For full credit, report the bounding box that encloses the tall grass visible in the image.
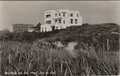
[0,40,119,76]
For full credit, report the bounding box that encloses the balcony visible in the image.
[53,17,62,20]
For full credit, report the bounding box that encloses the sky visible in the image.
[0,1,120,31]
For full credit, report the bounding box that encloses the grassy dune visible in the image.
[0,40,119,76]
[0,23,119,75]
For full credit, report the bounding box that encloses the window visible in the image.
[46,20,51,24]
[42,28,43,30]
[75,19,78,24]
[56,26,58,29]
[70,19,73,24]
[55,20,57,23]
[63,12,65,17]
[59,19,61,23]
[77,13,79,17]
[42,28,43,32]
[63,20,65,24]
[70,13,73,17]
[59,13,61,16]
[46,14,51,18]
[55,13,57,16]
[45,27,47,32]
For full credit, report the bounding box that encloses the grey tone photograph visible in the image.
[0,1,119,76]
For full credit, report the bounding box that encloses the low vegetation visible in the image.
[0,23,119,75]
[0,40,119,76]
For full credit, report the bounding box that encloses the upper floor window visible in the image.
[59,13,61,16]
[46,14,51,18]
[70,13,73,17]
[55,20,57,23]
[70,19,73,24]
[55,13,57,16]
[63,12,65,17]
[77,13,79,17]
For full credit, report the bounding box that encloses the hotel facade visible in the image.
[41,9,82,32]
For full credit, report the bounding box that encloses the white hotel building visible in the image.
[41,9,82,32]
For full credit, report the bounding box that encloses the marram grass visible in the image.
[0,41,119,76]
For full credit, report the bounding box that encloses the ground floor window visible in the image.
[70,19,73,24]
[59,19,61,23]
[60,26,62,29]
[56,26,58,29]
[63,20,65,24]
[45,27,47,32]
[75,19,78,24]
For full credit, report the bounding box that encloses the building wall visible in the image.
[41,9,82,32]
[41,24,52,32]
[12,24,34,32]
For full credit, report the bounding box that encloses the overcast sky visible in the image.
[0,1,120,31]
